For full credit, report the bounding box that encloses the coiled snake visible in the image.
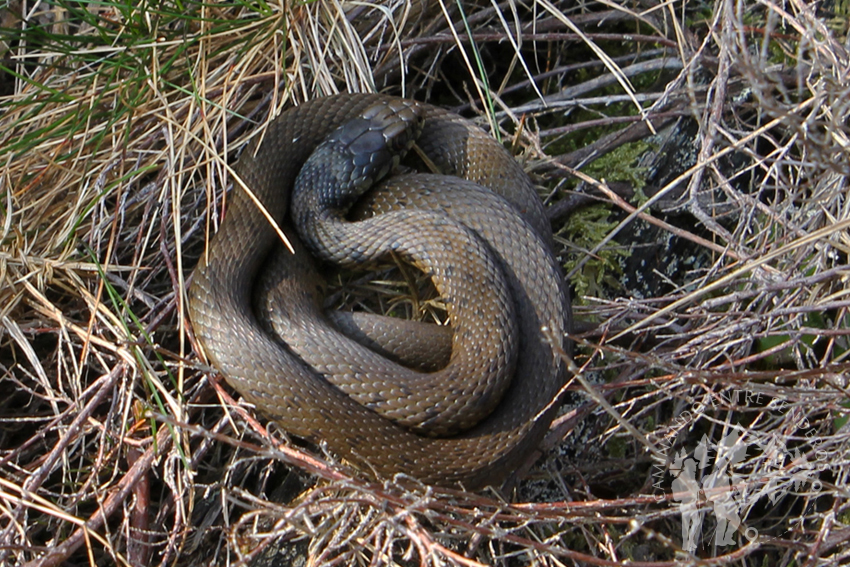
[188,94,571,488]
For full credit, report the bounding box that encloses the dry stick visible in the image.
[13,285,187,565]
[0,355,124,473]
[505,57,685,117]
[686,19,736,248]
[699,266,850,309]
[542,108,679,171]
[419,501,761,567]
[546,363,651,452]
[720,337,799,370]
[402,515,486,567]
[615,214,850,340]
[284,470,743,566]
[371,0,528,83]
[0,366,123,560]
[546,330,667,463]
[539,108,688,138]
[561,162,746,263]
[125,447,151,567]
[158,403,730,558]
[464,48,673,113]
[0,478,127,563]
[534,99,692,222]
[534,0,643,121]
[388,31,678,49]
[22,419,173,567]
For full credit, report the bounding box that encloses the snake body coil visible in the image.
[188,94,571,488]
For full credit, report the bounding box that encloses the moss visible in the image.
[560,140,652,302]
[607,436,627,459]
[559,203,626,302]
[586,139,650,190]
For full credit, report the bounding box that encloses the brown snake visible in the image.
[188,94,571,488]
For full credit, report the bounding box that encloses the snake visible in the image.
[188,93,571,488]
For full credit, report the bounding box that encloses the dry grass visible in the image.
[1,0,849,565]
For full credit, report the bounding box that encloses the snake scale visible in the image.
[188,94,571,488]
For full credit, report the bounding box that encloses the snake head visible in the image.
[292,100,425,215]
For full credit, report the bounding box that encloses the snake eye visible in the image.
[349,129,391,156]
